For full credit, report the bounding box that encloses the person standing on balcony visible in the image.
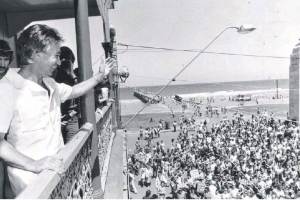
[54,46,79,144]
[0,40,13,79]
[0,39,14,198]
[0,24,114,196]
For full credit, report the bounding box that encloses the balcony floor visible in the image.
[104,130,125,199]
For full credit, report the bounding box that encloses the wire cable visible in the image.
[123,27,240,127]
[117,44,289,60]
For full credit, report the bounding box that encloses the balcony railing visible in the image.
[17,103,115,199]
[17,123,93,199]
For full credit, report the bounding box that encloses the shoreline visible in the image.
[121,103,289,117]
[120,88,289,131]
[120,88,288,116]
[121,88,289,101]
[121,103,288,131]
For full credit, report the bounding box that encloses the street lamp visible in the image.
[236,24,256,34]
[199,24,256,56]
[154,24,256,95]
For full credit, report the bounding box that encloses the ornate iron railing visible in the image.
[17,102,116,199]
[95,103,115,192]
[96,103,113,174]
[17,123,94,199]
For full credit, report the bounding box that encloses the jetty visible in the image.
[133,89,162,104]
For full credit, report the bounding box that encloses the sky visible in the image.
[34,0,300,87]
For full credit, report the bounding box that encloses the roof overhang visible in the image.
[1,0,117,36]
[0,0,116,13]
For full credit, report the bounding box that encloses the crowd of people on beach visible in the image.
[128,110,300,199]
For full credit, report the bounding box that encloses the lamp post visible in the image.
[123,24,256,127]
[155,25,256,96]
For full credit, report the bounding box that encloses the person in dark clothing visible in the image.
[0,40,13,79]
[55,46,77,85]
[54,46,79,143]
[143,190,152,199]
[0,39,14,199]
[173,121,177,132]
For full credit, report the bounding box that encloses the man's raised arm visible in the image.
[69,58,115,99]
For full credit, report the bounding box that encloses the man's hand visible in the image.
[102,57,115,76]
[69,57,116,99]
[95,57,115,82]
[32,156,65,174]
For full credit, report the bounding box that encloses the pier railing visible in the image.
[17,103,115,199]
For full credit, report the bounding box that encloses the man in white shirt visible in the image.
[0,24,114,196]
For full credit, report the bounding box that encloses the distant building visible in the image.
[289,42,300,122]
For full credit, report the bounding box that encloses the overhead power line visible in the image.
[117,43,289,60]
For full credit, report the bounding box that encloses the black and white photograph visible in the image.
[0,0,299,199]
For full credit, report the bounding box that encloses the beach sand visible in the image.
[121,89,289,131]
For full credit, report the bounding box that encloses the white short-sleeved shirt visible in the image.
[0,69,72,195]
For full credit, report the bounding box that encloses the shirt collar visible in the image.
[0,68,9,79]
[5,69,56,96]
[42,77,55,96]
[5,68,25,89]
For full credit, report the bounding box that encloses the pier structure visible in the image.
[133,89,162,104]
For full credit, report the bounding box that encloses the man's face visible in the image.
[35,43,61,77]
[0,55,10,74]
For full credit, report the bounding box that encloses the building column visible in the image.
[74,0,103,197]
[97,0,118,130]
[289,42,300,122]
[110,28,122,129]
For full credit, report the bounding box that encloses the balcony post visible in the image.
[74,0,103,197]
[110,28,122,128]
[97,0,118,131]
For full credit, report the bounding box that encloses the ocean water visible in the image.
[120,79,289,116]
[120,79,289,100]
